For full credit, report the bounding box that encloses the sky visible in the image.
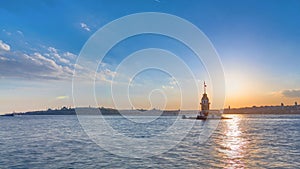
[0,0,300,114]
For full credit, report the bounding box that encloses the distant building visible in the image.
[200,84,210,111]
[281,103,284,110]
[197,82,222,119]
[200,82,210,116]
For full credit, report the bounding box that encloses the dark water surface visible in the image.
[0,114,299,168]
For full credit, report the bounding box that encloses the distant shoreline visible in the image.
[1,107,180,116]
[2,105,300,116]
[223,104,300,114]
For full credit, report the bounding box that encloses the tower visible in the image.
[200,81,210,111]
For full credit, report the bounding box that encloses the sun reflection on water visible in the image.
[219,115,247,168]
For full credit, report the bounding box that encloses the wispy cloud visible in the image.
[0,40,10,51]
[96,68,117,83]
[56,95,69,100]
[63,51,77,60]
[80,22,91,32]
[2,29,11,36]
[0,37,113,83]
[48,46,57,53]
[0,49,74,80]
[162,85,174,89]
[72,61,120,84]
[281,89,300,98]
[16,30,24,36]
[47,46,72,64]
[162,78,177,90]
[0,56,9,61]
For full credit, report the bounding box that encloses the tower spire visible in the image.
[204,81,207,94]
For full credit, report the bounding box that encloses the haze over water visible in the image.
[1,114,299,168]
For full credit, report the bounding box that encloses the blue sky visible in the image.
[1,0,300,113]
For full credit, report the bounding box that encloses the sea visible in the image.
[0,114,299,169]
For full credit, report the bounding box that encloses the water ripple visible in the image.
[0,114,300,168]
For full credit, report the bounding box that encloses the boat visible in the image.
[1,113,14,117]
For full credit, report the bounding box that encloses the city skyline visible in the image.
[1,0,300,114]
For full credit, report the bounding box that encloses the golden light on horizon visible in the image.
[224,72,255,108]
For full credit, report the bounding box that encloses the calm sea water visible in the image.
[0,114,300,168]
